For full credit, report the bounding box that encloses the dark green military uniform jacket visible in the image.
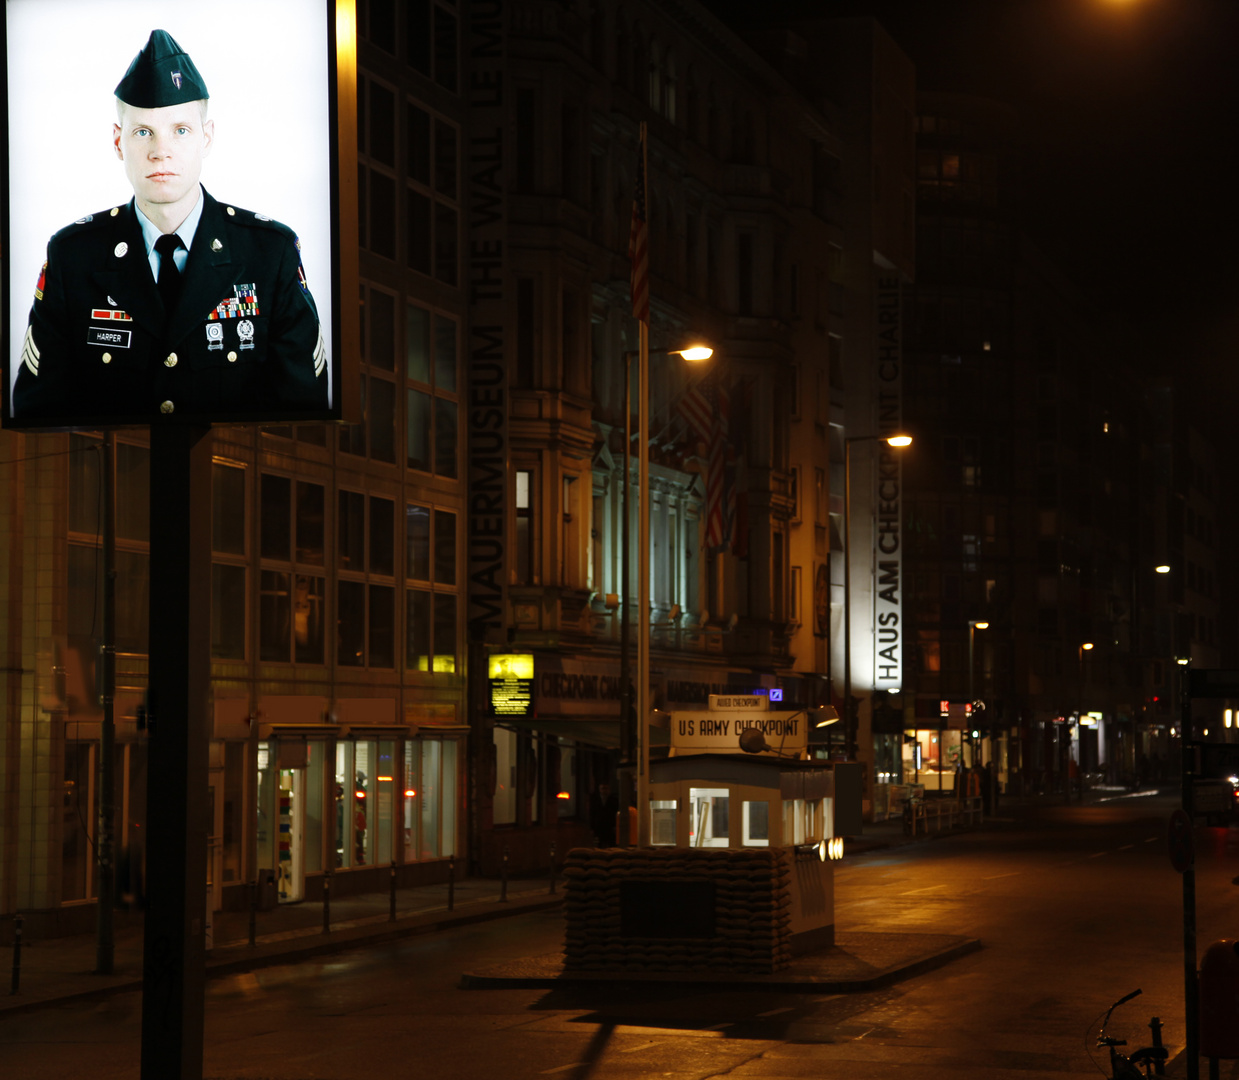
[13,188,327,424]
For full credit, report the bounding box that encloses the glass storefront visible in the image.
[252,734,459,903]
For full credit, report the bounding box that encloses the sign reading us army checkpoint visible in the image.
[669,694,809,754]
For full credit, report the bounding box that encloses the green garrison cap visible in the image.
[114,30,208,108]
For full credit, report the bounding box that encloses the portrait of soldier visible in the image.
[12,29,328,422]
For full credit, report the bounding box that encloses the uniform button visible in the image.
[165,353,178,367]
[102,353,112,364]
[226,207,236,216]
[110,207,119,217]
[160,400,175,415]
[227,351,238,362]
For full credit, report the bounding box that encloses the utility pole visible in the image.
[96,434,116,974]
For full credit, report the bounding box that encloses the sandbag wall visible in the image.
[562,847,792,973]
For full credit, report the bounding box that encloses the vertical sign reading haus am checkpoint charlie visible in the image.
[873,275,903,692]
[2,0,353,428]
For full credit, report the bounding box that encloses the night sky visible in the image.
[711,0,1239,431]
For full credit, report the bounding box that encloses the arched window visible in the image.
[615,16,629,91]
[631,24,645,98]
[590,1,606,70]
[685,64,699,140]
[707,85,720,157]
[649,40,662,111]
[663,49,677,124]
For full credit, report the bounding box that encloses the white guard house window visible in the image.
[689,787,729,848]
[650,800,677,846]
[742,801,770,847]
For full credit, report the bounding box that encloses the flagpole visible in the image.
[636,122,651,848]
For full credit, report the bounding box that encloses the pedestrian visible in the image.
[13,29,327,424]
[589,781,618,847]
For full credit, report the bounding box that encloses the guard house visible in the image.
[653,695,861,951]
[562,696,862,973]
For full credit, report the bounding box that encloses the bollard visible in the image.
[10,914,22,995]
[248,881,257,948]
[548,840,557,895]
[1149,1016,1165,1076]
[499,846,509,902]
[389,861,397,921]
[322,870,331,934]
[447,854,455,911]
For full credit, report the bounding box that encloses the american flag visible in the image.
[705,380,730,549]
[675,374,732,550]
[628,125,649,323]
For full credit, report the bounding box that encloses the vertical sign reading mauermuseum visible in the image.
[466,0,507,642]
[873,276,903,692]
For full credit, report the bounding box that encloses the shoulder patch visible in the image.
[227,206,295,237]
[33,262,46,302]
[53,208,120,241]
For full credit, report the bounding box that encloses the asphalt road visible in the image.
[4,791,1236,1079]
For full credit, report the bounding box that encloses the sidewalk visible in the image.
[1,874,563,1017]
[1,792,1099,1017]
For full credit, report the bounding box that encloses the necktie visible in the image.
[155,233,183,316]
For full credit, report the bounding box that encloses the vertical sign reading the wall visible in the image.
[873,276,903,692]
[466,0,507,642]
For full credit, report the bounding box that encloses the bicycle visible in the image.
[1089,989,1169,1079]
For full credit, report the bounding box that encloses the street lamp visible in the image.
[842,433,912,761]
[968,620,988,768]
[619,342,713,845]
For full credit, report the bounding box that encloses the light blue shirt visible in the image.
[135,186,205,281]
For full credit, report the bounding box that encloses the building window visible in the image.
[406,303,459,476]
[493,726,518,825]
[68,435,152,655]
[337,490,396,669]
[404,0,458,92]
[259,474,326,665]
[212,461,247,660]
[342,283,397,463]
[515,469,535,585]
[406,503,458,673]
[404,737,458,859]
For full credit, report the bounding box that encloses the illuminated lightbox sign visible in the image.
[670,709,808,754]
[489,654,534,718]
[2,0,352,428]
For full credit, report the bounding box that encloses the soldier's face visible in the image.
[113,103,214,211]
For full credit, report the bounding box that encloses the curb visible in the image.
[0,894,563,1018]
[459,936,982,993]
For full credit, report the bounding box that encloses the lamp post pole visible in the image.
[968,620,988,768]
[636,322,652,846]
[622,342,714,845]
[843,437,854,759]
[618,352,633,840]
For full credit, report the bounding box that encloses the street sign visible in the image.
[1168,808,1193,873]
[708,694,769,711]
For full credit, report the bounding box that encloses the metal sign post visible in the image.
[139,424,211,1080]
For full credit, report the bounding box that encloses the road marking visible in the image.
[1090,851,1108,858]
[1145,836,1159,843]
[901,884,947,895]
[707,1022,733,1030]
[542,1064,584,1074]
[983,871,1021,880]
[1118,844,1134,851]
[621,1041,666,1054]
[758,1007,794,1017]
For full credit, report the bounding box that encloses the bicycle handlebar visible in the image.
[1111,989,1142,1009]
